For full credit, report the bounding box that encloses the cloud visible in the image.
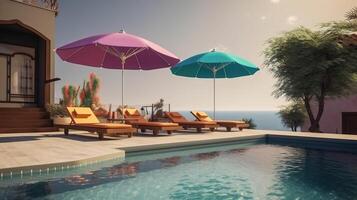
[286,16,298,25]
[270,0,280,4]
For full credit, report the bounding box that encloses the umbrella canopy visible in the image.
[56,31,180,115]
[171,50,259,119]
[56,31,179,69]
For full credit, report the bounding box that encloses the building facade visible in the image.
[302,95,357,134]
[0,0,56,108]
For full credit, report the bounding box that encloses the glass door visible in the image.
[10,53,36,103]
[0,55,7,102]
[0,43,36,104]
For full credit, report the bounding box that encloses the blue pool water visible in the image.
[1,140,357,200]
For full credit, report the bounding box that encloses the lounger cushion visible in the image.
[215,121,249,128]
[216,120,246,124]
[80,123,133,129]
[179,121,217,125]
[170,112,182,118]
[130,122,179,127]
[197,112,208,118]
[165,112,188,123]
[196,112,213,122]
[67,107,100,124]
[125,109,141,117]
[73,108,92,118]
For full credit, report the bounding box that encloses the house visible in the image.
[0,0,58,132]
[302,95,357,134]
[302,32,357,134]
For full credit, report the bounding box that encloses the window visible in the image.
[0,43,36,103]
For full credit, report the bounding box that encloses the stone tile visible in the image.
[0,129,356,174]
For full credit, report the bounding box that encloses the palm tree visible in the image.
[346,7,357,20]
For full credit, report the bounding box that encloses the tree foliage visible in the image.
[278,102,306,132]
[242,118,257,129]
[61,84,79,107]
[264,20,357,132]
[346,7,357,20]
[80,73,100,108]
[152,98,165,120]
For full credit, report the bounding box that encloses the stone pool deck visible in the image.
[0,129,357,175]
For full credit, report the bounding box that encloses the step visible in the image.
[0,127,58,133]
[0,112,50,119]
[0,110,48,115]
[0,119,53,128]
[0,107,45,112]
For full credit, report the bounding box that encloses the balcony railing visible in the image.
[13,0,58,13]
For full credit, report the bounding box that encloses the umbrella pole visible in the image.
[213,70,216,120]
[121,60,125,120]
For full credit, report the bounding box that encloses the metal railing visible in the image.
[13,0,58,13]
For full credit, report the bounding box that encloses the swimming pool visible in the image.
[1,139,357,200]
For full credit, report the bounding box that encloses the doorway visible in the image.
[342,112,357,134]
[0,44,36,104]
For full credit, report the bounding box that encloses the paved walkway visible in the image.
[0,129,356,175]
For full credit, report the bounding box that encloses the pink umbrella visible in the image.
[56,30,180,113]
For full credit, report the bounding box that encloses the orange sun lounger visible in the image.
[165,112,218,132]
[119,108,182,136]
[191,111,249,132]
[55,107,136,139]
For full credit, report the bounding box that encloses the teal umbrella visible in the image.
[171,49,259,119]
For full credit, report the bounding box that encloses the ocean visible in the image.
[178,111,289,131]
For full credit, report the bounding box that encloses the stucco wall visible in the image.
[302,95,357,133]
[0,0,56,103]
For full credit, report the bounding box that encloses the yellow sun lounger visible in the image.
[56,107,136,139]
[191,111,249,132]
[165,112,218,132]
[119,108,182,136]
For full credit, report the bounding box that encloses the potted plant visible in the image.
[46,104,71,125]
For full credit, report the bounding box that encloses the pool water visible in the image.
[1,140,357,200]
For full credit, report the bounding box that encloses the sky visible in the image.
[55,0,356,111]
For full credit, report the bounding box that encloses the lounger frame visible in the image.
[214,121,250,131]
[134,124,182,136]
[165,112,218,132]
[56,124,136,139]
[190,111,249,132]
[120,109,182,136]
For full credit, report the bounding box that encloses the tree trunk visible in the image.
[311,81,326,132]
[309,121,320,132]
[311,96,325,132]
[303,96,321,132]
[303,80,326,133]
[303,96,316,131]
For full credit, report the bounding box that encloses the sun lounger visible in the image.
[55,107,136,139]
[120,108,182,136]
[191,111,249,131]
[165,112,218,132]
